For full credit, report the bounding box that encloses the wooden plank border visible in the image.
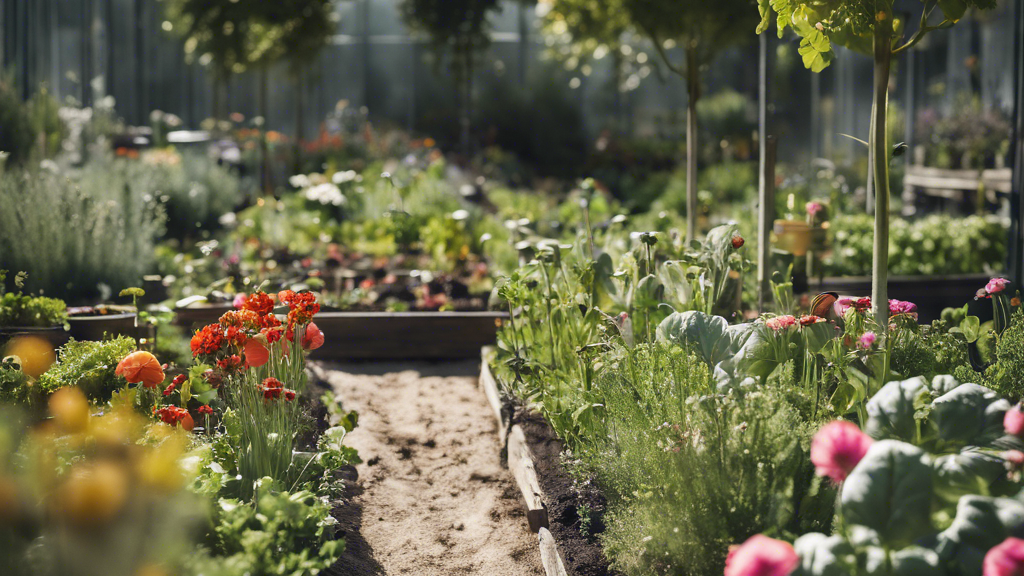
[479,354,571,576]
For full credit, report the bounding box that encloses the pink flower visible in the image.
[766,315,797,332]
[1003,450,1024,469]
[810,421,873,483]
[984,537,1024,576]
[888,300,918,319]
[859,332,877,349]
[806,202,824,218]
[1005,405,1024,437]
[724,535,799,576]
[232,293,247,310]
[987,278,1010,295]
[301,322,325,350]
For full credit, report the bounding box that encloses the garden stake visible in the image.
[758,136,777,314]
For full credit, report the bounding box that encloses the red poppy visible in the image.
[244,338,270,368]
[197,405,214,415]
[115,351,165,388]
[242,292,276,316]
[302,323,325,350]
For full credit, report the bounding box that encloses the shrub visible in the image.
[588,345,834,576]
[0,70,33,167]
[36,337,136,403]
[0,168,164,303]
[824,213,1006,277]
[985,308,1024,401]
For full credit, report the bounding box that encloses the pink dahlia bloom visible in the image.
[984,537,1024,576]
[1005,405,1024,437]
[806,202,824,218]
[724,535,798,576]
[859,332,877,349]
[888,299,918,319]
[810,421,873,483]
[766,315,797,332]
[987,278,1010,295]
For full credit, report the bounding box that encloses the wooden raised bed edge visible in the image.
[479,347,605,576]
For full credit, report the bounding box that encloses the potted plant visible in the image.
[0,271,69,348]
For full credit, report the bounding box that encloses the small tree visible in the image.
[540,0,633,132]
[400,0,502,156]
[757,0,997,332]
[621,0,760,245]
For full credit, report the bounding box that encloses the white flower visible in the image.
[332,170,358,184]
[289,174,311,189]
[305,183,346,206]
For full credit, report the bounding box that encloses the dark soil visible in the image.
[328,465,385,576]
[511,408,623,576]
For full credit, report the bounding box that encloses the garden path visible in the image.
[317,361,543,576]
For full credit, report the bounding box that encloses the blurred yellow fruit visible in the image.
[5,336,55,378]
[49,387,90,434]
[54,461,130,528]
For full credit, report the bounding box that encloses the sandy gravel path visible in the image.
[317,361,543,576]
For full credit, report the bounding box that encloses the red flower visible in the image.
[154,406,194,431]
[242,292,276,316]
[302,322,325,350]
[197,405,214,415]
[798,315,825,326]
[191,324,225,357]
[116,351,166,388]
[279,291,320,325]
[203,369,223,388]
[163,374,186,396]
[731,235,745,249]
[284,389,296,401]
[244,338,270,368]
[217,355,243,371]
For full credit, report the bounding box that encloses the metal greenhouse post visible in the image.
[1010,0,1024,288]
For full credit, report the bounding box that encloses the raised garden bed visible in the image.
[815,273,992,323]
[311,311,506,361]
[479,348,619,576]
[67,309,151,342]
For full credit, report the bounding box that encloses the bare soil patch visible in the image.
[318,361,543,576]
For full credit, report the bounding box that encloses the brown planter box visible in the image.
[310,311,506,361]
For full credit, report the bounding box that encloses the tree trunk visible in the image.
[685,46,700,246]
[871,17,893,333]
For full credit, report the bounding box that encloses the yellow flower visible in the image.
[5,336,55,378]
[49,387,90,434]
[54,461,130,528]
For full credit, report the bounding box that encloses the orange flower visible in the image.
[115,351,165,388]
[302,322,325,350]
[244,338,269,368]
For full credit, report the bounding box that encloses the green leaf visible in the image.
[937,0,968,22]
[932,451,1005,510]
[656,311,729,365]
[841,440,934,547]
[936,495,1024,575]
[930,383,1010,449]
[798,31,833,72]
[792,533,855,576]
[890,547,943,576]
[864,377,929,443]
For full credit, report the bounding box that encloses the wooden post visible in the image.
[758,136,777,313]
